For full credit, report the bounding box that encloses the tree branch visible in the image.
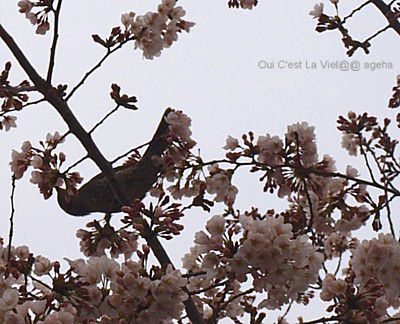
[46,0,62,83]
[370,0,400,35]
[0,23,129,206]
[0,24,204,324]
[8,175,16,262]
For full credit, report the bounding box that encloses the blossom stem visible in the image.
[89,104,120,134]
[65,36,134,101]
[342,1,370,23]
[7,175,16,262]
[46,0,62,83]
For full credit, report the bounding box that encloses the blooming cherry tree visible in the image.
[1,0,400,323]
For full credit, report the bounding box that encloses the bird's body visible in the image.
[57,109,171,216]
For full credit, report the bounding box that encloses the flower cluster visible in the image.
[309,1,372,56]
[9,132,82,199]
[222,125,370,237]
[223,121,320,200]
[205,164,238,205]
[0,62,31,132]
[160,161,238,209]
[93,0,194,59]
[164,109,196,148]
[337,111,378,156]
[234,215,324,309]
[0,238,188,323]
[323,232,358,259]
[111,264,188,322]
[351,233,400,308]
[150,111,240,209]
[121,198,185,241]
[182,214,323,320]
[17,0,52,35]
[76,218,138,258]
[109,83,138,110]
[151,110,196,182]
[320,272,388,322]
[182,215,248,321]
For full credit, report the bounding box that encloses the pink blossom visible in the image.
[121,12,135,29]
[223,135,239,150]
[165,110,193,142]
[17,0,32,14]
[320,273,347,301]
[30,156,43,168]
[15,245,30,260]
[26,12,37,25]
[158,0,177,15]
[341,133,358,156]
[309,3,324,18]
[206,172,238,204]
[286,121,318,167]
[205,215,225,237]
[257,134,283,165]
[0,289,19,311]
[351,233,400,307]
[1,116,17,131]
[46,131,64,147]
[34,255,52,276]
[36,21,50,35]
[30,170,43,184]
[10,150,29,179]
[28,300,47,316]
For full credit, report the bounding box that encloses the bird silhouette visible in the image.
[56,108,171,216]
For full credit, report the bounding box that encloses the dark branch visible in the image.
[46,0,62,82]
[7,175,16,262]
[370,0,400,35]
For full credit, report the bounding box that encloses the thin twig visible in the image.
[46,0,63,83]
[384,187,396,237]
[8,175,16,262]
[343,0,371,23]
[89,105,120,134]
[0,98,44,116]
[65,154,89,173]
[189,279,230,295]
[358,135,376,183]
[65,37,134,101]
[208,287,254,324]
[0,85,37,93]
[300,316,346,324]
[281,300,293,319]
[110,140,152,164]
[22,98,46,108]
[365,25,391,43]
[334,252,342,276]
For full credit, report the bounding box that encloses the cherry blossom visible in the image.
[5,1,400,322]
[309,3,324,18]
[223,135,239,150]
[1,116,17,131]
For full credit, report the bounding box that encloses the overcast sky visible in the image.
[1,0,400,322]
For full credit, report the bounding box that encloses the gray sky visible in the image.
[1,0,400,322]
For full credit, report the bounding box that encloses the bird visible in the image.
[56,108,171,216]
